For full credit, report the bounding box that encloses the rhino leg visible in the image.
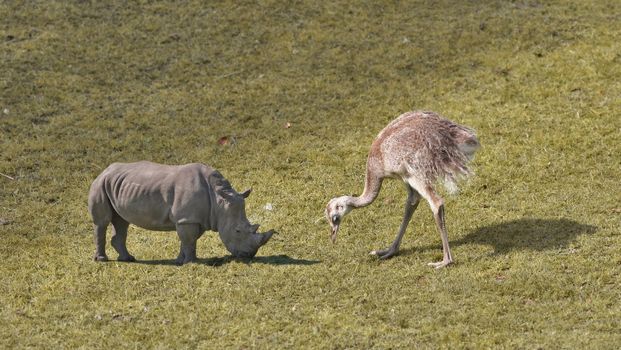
[93,223,109,261]
[175,242,185,265]
[111,215,135,262]
[176,223,201,265]
[89,190,112,262]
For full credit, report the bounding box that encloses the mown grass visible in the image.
[1,0,620,348]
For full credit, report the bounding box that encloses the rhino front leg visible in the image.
[111,216,135,262]
[176,223,201,265]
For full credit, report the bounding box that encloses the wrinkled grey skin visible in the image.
[88,161,273,264]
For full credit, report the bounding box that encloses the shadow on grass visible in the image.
[455,218,597,255]
[131,254,321,267]
[400,218,597,256]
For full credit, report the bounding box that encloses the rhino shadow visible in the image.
[132,254,321,267]
[400,218,596,256]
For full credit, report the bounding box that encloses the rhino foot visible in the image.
[175,253,197,266]
[175,259,197,266]
[93,254,109,262]
[118,254,136,262]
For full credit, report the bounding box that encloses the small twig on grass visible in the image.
[0,172,15,180]
[216,70,243,79]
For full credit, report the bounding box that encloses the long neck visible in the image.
[348,161,383,208]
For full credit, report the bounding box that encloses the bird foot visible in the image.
[427,259,452,269]
[370,247,398,260]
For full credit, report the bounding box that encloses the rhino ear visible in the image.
[240,188,252,198]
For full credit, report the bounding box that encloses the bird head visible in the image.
[325,196,352,243]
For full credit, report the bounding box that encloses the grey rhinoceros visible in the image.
[88,161,274,264]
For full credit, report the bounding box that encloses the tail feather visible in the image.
[441,127,480,194]
[456,131,480,161]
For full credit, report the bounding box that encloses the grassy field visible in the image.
[1,0,620,348]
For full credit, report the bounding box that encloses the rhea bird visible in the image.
[325,111,480,268]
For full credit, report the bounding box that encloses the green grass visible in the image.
[1,0,620,348]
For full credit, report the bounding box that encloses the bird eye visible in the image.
[332,215,340,224]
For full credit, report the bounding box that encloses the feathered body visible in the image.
[371,111,479,194]
[326,111,480,268]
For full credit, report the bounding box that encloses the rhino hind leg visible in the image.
[89,199,112,261]
[176,223,201,265]
[90,192,112,262]
[93,224,109,261]
[111,215,135,262]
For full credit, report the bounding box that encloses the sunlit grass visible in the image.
[1,0,620,348]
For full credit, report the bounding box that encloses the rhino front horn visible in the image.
[259,230,274,246]
[240,188,252,198]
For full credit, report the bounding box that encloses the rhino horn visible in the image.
[240,188,252,198]
[250,224,260,233]
[258,230,274,247]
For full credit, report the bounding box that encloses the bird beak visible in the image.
[330,225,339,243]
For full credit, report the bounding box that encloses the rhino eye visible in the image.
[336,205,343,211]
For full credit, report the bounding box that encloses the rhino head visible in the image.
[216,188,274,258]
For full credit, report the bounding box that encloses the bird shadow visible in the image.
[130,254,321,267]
[401,218,597,256]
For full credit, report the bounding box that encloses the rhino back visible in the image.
[97,162,215,231]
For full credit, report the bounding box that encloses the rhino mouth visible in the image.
[224,230,274,259]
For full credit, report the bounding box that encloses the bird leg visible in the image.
[370,187,420,260]
[411,183,453,268]
[427,202,453,268]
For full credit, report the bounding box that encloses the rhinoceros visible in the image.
[88,161,274,264]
